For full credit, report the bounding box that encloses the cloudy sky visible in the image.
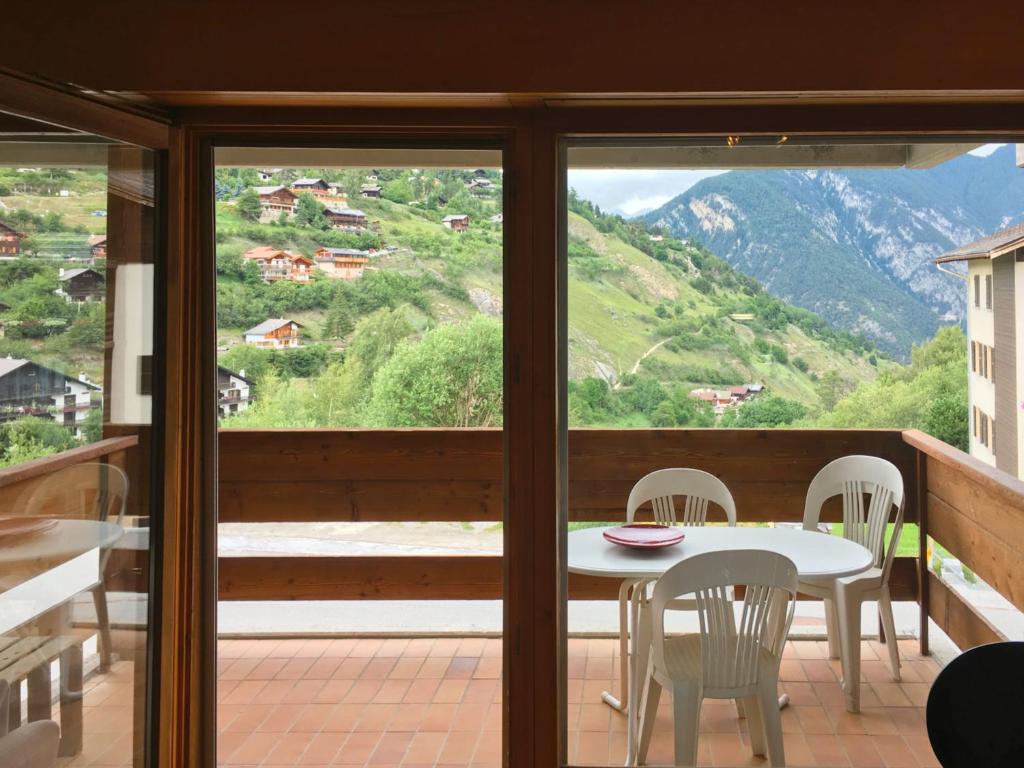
[566,143,1006,218]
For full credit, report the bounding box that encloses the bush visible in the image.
[734,395,806,428]
[365,316,502,427]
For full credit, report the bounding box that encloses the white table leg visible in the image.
[626,584,651,766]
[601,580,633,712]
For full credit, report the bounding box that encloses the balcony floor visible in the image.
[61,636,942,767]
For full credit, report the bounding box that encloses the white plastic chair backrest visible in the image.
[23,462,129,569]
[651,550,797,691]
[626,468,736,526]
[803,455,905,578]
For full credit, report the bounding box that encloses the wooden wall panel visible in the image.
[217,554,918,602]
[218,428,916,524]
[219,556,502,601]
[928,571,1006,650]
[3,2,1024,96]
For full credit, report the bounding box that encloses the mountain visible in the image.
[641,145,1024,358]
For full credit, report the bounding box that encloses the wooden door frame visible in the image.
[170,100,1024,768]
[171,114,563,768]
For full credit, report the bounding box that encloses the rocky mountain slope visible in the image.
[642,145,1024,358]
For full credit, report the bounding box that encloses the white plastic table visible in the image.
[0,520,124,634]
[567,526,874,765]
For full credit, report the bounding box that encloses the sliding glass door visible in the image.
[0,97,167,767]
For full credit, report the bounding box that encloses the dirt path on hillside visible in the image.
[614,338,670,389]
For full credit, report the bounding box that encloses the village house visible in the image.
[243,318,303,349]
[442,214,470,231]
[242,246,316,283]
[56,267,105,302]
[0,357,99,437]
[360,184,382,198]
[254,185,298,215]
[313,247,371,279]
[290,178,331,197]
[88,235,107,260]
[689,384,764,415]
[322,206,368,230]
[935,222,1024,478]
[217,366,252,417]
[0,221,23,255]
[465,177,493,189]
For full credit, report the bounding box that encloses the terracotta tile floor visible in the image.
[209,636,941,767]
[41,635,939,766]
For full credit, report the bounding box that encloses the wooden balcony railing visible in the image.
[217,429,921,603]
[217,426,1024,652]
[904,429,1024,651]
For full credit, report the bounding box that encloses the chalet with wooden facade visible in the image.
[323,206,368,230]
[360,184,382,198]
[442,214,470,231]
[254,185,298,215]
[88,235,107,260]
[0,221,23,255]
[0,357,99,436]
[56,267,105,302]
[242,246,315,283]
[313,247,371,279]
[290,177,331,197]
[243,318,303,349]
[217,366,252,417]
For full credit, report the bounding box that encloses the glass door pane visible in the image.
[560,136,1024,766]
[0,112,163,767]
[211,146,505,768]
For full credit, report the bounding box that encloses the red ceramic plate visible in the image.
[0,517,58,541]
[603,523,685,549]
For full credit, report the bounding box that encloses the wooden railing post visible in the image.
[917,447,930,655]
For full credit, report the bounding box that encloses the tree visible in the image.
[365,316,502,427]
[769,344,788,364]
[236,188,262,222]
[382,179,414,204]
[66,303,105,346]
[925,394,969,452]
[294,192,328,229]
[734,395,806,428]
[323,294,355,339]
[219,345,275,384]
[816,369,850,411]
[813,326,969,450]
[0,417,77,466]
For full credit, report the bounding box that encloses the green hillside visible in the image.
[212,169,885,428]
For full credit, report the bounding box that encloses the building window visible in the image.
[974,274,981,307]
[985,274,993,310]
[974,407,995,450]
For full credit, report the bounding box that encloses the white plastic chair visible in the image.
[0,680,60,768]
[605,469,737,713]
[637,550,797,767]
[799,455,905,712]
[23,462,129,673]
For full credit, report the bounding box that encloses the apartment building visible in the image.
[936,223,1024,478]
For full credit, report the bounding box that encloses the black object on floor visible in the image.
[926,640,1024,767]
